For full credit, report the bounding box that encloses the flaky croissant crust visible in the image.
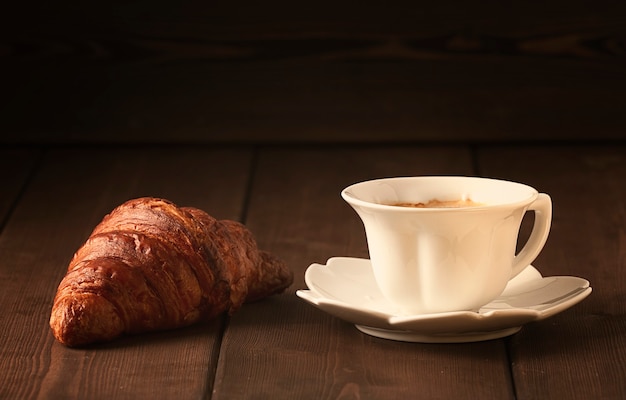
[50,197,292,347]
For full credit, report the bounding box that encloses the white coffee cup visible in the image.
[341,176,552,315]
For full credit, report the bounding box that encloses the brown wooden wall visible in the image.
[2,1,625,144]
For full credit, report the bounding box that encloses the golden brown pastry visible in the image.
[49,197,292,347]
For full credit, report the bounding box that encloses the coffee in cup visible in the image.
[391,198,485,208]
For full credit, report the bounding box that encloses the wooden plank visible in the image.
[0,146,253,399]
[0,147,41,226]
[3,51,624,144]
[212,145,516,399]
[2,3,625,144]
[477,144,626,399]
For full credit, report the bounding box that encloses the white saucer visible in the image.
[296,257,591,343]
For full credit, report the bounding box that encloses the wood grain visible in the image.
[2,2,625,144]
[0,146,253,399]
[0,148,41,228]
[212,145,516,399]
[477,144,626,399]
[0,143,623,399]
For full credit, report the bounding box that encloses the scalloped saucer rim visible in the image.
[296,257,591,343]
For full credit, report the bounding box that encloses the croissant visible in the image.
[49,197,293,347]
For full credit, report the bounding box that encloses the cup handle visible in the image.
[511,193,552,278]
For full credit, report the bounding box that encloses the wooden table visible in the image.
[1,143,624,399]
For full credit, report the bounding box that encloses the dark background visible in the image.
[2,1,625,144]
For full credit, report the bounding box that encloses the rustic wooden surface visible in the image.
[2,1,626,143]
[0,143,624,399]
